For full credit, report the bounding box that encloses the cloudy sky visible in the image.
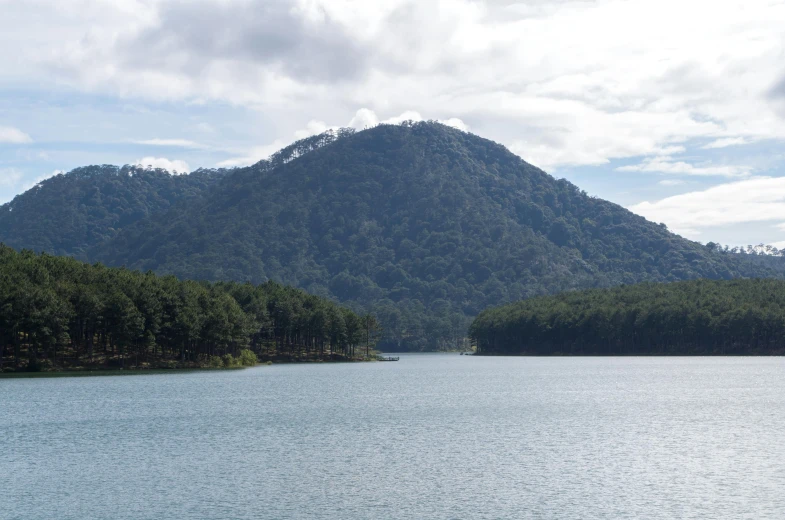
[1,0,785,246]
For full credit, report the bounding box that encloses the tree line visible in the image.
[0,245,381,372]
[470,278,785,356]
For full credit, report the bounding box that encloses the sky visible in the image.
[1,0,785,247]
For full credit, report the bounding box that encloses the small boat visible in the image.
[377,356,400,362]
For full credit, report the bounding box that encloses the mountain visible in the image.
[3,122,785,350]
[0,165,226,260]
[89,122,785,349]
[0,131,349,262]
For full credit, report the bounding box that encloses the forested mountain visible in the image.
[4,123,785,350]
[71,122,784,350]
[0,165,226,259]
[0,246,375,372]
[470,279,785,355]
[0,130,352,261]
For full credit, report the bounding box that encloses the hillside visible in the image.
[0,165,226,259]
[470,278,785,355]
[76,122,785,350]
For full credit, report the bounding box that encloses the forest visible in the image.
[0,165,227,260]
[470,278,785,356]
[4,122,785,351]
[0,246,380,373]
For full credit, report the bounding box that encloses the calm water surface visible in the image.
[2,355,784,519]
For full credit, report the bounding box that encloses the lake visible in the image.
[2,354,784,519]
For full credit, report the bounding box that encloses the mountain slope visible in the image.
[87,122,785,349]
[0,165,226,259]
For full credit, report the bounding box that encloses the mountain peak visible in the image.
[3,125,784,349]
[87,125,785,349]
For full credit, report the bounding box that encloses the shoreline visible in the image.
[0,367,249,379]
[0,356,382,379]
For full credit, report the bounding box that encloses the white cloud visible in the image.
[216,142,285,168]
[19,0,781,169]
[0,126,32,144]
[21,169,64,191]
[630,176,785,239]
[348,108,379,129]
[194,122,216,134]
[658,179,686,186]
[702,137,750,149]
[134,157,190,173]
[0,168,23,187]
[293,120,334,140]
[0,167,62,201]
[440,118,470,132]
[348,109,467,131]
[4,0,785,180]
[134,138,205,149]
[618,157,751,177]
[382,111,424,125]
[216,108,467,168]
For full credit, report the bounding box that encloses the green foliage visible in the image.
[470,278,785,355]
[222,354,237,368]
[4,123,785,351]
[0,246,367,371]
[237,349,258,366]
[0,165,225,260]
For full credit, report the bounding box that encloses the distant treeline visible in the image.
[470,279,785,355]
[0,246,380,372]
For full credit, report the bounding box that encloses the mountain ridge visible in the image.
[0,165,228,260]
[3,122,785,350]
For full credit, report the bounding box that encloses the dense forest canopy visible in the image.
[470,279,785,356]
[0,165,226,260]
[0,246,379,372]
[3,122,785,350]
